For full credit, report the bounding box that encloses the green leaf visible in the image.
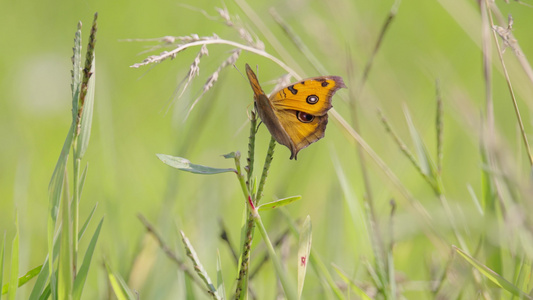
[58,176,72,300]
[2,265,43,295]
[403,105,436,178]
[8,214,19,300]
[78,203,97,241]
[216,250,226,300]
[76,56,95,159]
[73,217,104,300]
[105,261,136,300]
[257,196,301,211]
[332,264,372,300]
[297,216,312,299]
[453,246,531,299]
[222,152,237,159]
[157,154,236,174]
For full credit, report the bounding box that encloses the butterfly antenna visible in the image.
[233,64,247,81]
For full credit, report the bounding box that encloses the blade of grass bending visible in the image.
[257,196,301,211]
[297,216,312,299]
[2,265,43,295]
[180,231,221,299]
[0,232,4,299]
[216,250,226,300]
[8,214,19,300]
[157,154,236,174]
[72,217,103,300]
[105,261,136,300]
[453,246,531,299]
[332,264,372,300]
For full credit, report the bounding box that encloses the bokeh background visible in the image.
[2,0,533,298]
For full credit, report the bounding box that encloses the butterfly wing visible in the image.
[270,77,346,159]
[245,64,346,160]
[270,77,346,115]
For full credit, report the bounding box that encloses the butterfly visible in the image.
[245,64,346,160]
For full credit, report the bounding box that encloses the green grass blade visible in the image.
[257,195,301,211]
[8,214,19,300]
[58,174,73,300]
[403,105,436,179]
[2,265,43,294]
[332,264,372,300]
[453,246,531,299]
[105,261,136,300]
[297,216,312,299]
[157,154,236,174]
[78,203,97,241]
[0,232,5,300]
[72,217,103,300]
[216,250,226,300]
[180,230,221,299]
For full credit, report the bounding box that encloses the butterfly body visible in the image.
[245,64,346,160]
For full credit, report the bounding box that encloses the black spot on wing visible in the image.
[321,81,329,87]
[288,85,298,95]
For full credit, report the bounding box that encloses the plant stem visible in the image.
[255,137,276,205]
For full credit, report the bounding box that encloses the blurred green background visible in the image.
[2,0,533,298]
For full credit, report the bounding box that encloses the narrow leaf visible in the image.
[73,217,104,300]
[8,215,19,300]
[403,105,434,177]
[332,264,372,300]
[180,231,220,299]
[157,154,235,174]
[222,152,237,159]
[216,250,226,300]
[58,175,72,300]
[297,216,312,299]
[257,196,301,211]
[105,261,136,300]
[453,246,531,299]
[78,203,98,241]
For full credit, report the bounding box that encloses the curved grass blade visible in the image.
[257,196,301,211]
[332,264,372,300]
[453,246,532,299]
[157,154,236,174]
[105,261,136,300]
[2,265,43,295]
[72,217,104,300]
[180,231,221,299]
[297,216,312,299]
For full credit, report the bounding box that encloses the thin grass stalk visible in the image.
[137,215,207,293]
[232,0,305,76]
[436,80,443,175]
[484,2,533,166]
